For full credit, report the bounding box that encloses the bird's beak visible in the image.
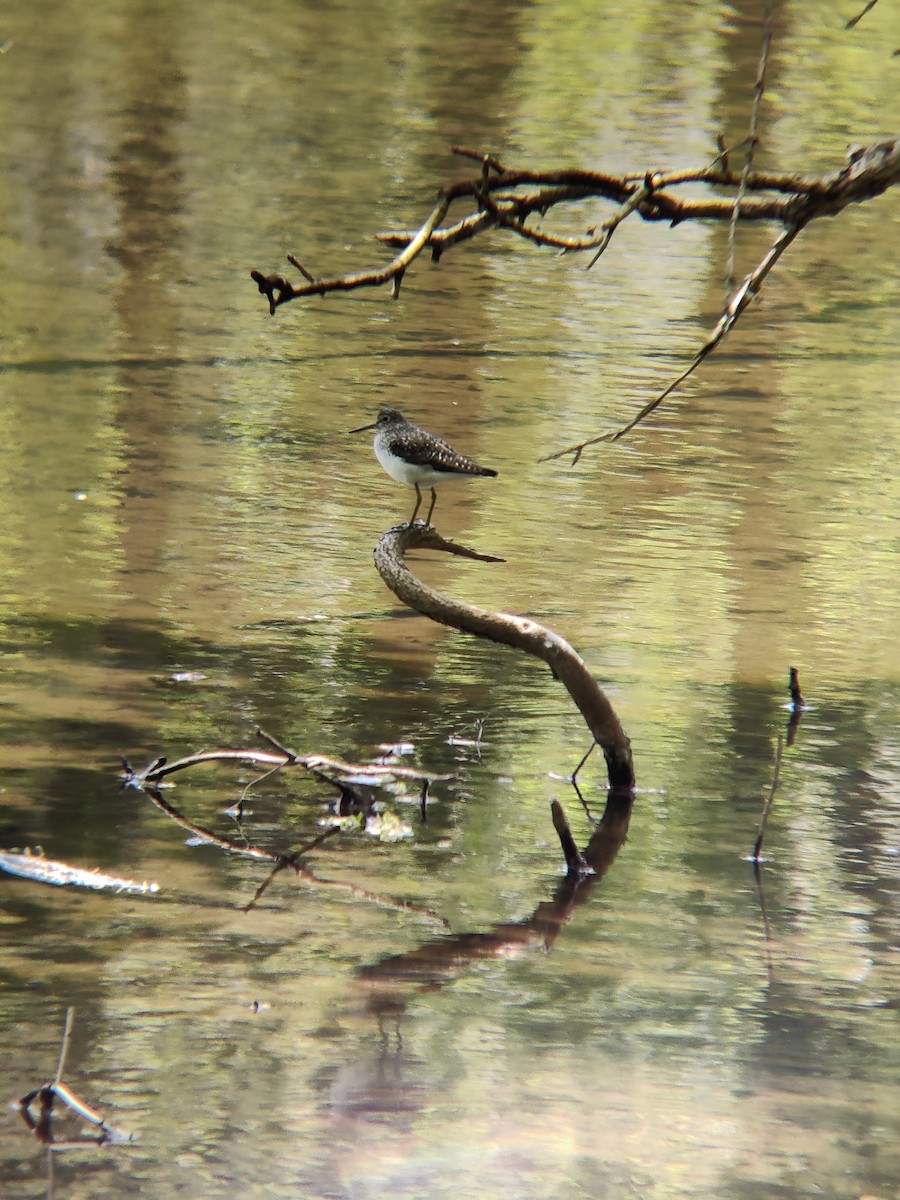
[349,419,378,434]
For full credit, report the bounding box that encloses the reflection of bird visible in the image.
[349,408,497,526]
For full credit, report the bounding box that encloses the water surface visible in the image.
[1,2,898,1197]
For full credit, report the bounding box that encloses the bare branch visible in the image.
[251,192,452,312]
[124,747,295,787]
[252,139,898,317]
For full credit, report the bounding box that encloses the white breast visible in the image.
[373,436,452,487]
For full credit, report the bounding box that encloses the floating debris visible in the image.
[377,741,415,757]
[17,1008,135,1148]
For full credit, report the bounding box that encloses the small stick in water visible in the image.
[752,735,784,864]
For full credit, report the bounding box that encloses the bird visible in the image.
[349,407,497,526]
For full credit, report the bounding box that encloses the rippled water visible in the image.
[1,1,899,1197]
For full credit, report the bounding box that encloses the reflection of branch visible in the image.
[751,734,787,987]
[373,523,634,791]
[145,786,296,864]
[551,800,589,875]
[753,859,776,989]
[356,789,633,1014]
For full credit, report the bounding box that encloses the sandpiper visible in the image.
[349,407,497,525]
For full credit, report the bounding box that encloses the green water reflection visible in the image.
[1,0,899,1197]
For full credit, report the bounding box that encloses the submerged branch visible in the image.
[0,847,160,895]
[143,785,446,924]
[373,523,634,791]
[122,725,450,802]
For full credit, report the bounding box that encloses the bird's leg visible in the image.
[425,488,437,526]
[409,484,423,525]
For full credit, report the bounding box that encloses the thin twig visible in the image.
[255,725,300,760]
[450,145,507,172]
[540,220,804,461]
[586,175,655,268]
[570,740,597,783]
[752,734,784,863]
[53,1007,75,1086]
[286,254,317,283]
[726,2,774,294]
[846,0,879,29]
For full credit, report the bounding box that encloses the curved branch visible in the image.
[373,524,634,791]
